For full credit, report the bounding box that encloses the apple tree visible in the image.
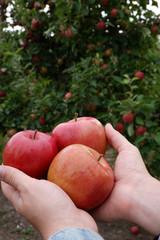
[0,0,160,177]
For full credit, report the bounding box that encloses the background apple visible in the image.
[134,71,144,79]
[115,122,124,133]
[97,21,106,30]
[110,8,118,17]
[136,126,147,135]
[100,0,109,5]
[65,91,72,100]
[51,115,107,154]
[47,144,114,210]
[122,113,134,123]
[3,130,58,179]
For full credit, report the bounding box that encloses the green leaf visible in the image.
[127,123,134,137]
[136,116,144,125]
[153,133,160,145]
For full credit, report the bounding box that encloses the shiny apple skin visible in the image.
[3,130,58,179]
[47,144,114,210]
[51,117,107,154]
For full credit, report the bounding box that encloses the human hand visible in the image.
[0,166,98,240]
[91,123,160,235]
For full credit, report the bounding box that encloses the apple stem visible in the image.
[75,112,78,122]
[33,129,38,140]
[97,154,103,162]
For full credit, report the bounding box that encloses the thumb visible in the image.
[105,123,135,153]
[0,165,33,192]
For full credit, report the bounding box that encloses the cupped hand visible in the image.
[91,123,151,222]
[0,166,98,240]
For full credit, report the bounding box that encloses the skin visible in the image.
[0,123,160,239]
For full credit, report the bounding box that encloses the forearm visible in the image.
[129,175,160,235]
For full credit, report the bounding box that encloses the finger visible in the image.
[105,123,135,153]
[0,165,32,192]
[1,181,21,210]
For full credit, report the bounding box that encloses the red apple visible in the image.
[150,25,159,34]
[125,8,130,15]
[1,0,7,7]
[65,28,74,38]
[0,91,7,97]
[97,21,106,30]
[134,71,144,79]
[32,55,40,63]
[51,115,107,154]
[3,130,58,179]
[65,92,72,100]
[105,49,112,57]
[136,126,147,135]
[122,113,134,123]
[110,8,118,17]
[39,117,45,126]
[31,18,41,28]
[100,0,109,5]
[102,63,109,70]
[0,67,7,75]
[84,101,97,112]
[47,144,114,210]
[23,40,29,48]
[131,226,139,234]
[115,122,124,133]
[87,43,94,51]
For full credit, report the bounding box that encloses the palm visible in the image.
[91,124,150,222]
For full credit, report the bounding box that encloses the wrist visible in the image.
[40,211,98,240]
[127,175,160,235]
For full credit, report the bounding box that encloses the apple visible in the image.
[31,18,41,28]
[57,58,63,65]
[102,63,109,70]
[1,0,7,7]
[32,55,40,63]
[41,66,48,74]
[136,126,147,135]
[122,113,134,123]
[0,91,7,97]
[100,0,109,5]
[23,40,29,48]
[0,67,7,75]
[110,8,118,17]
[131,226,139,234]
[65,92,72,100]
[47,144,114,210]
[3,130,58,179]
[150,25,159,34]
[7,129,17,137]
[39,117,45,126]
[26,30,33,39]
[87,43,94,51]
[84,101,97,111]
[134,71,144,79]
[105,49,112,57]
[125,8,130,15]
[51,114,107,154]
[97,21,106,30]
[65,28,74,38]
[115,122,124,133]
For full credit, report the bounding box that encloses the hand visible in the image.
[91,123,160,235]
[0,166,98,240]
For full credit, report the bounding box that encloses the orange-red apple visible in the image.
[51,115,107,154]
[47,144,114,210]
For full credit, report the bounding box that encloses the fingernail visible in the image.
[0,166,5,180]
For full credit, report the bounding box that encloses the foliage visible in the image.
[0,0,160,177]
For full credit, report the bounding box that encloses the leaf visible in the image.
[153,133,160,146]
[136,116,144,125]
[127,123,134,137]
